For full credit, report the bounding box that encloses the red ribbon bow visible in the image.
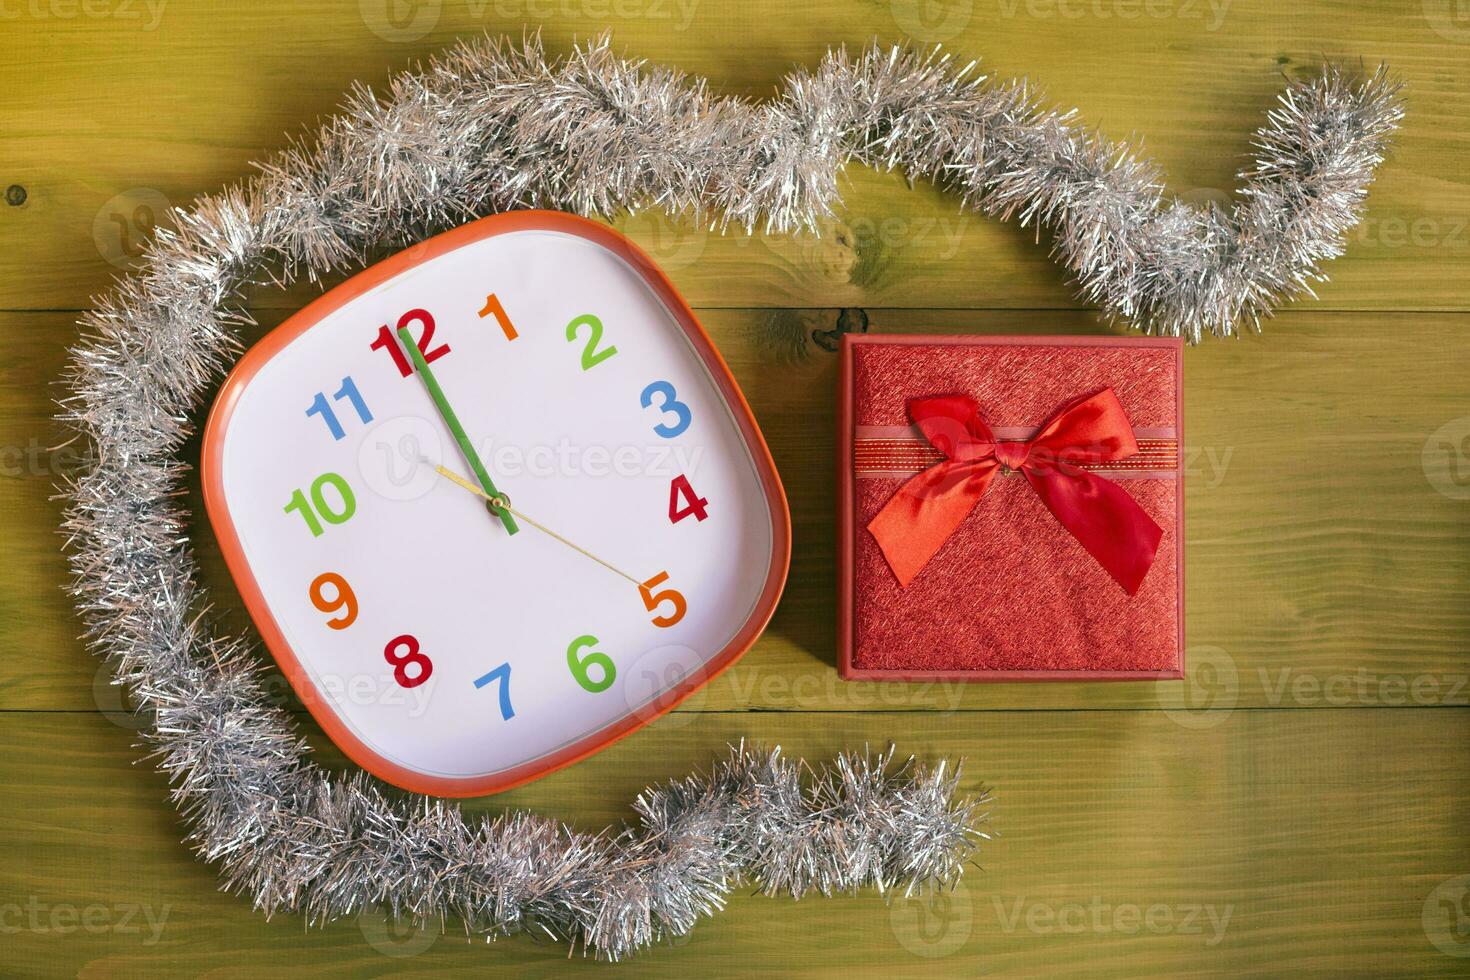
[867,388,1164,594]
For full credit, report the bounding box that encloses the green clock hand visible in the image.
[397,326,518,535]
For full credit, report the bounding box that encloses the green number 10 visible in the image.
[284,472,357,537]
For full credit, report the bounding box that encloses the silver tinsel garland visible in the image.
[61,34,1400,959]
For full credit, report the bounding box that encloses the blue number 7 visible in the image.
[473,661,515,720]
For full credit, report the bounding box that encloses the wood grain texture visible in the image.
[4,1,1470,976]
[2,710,1468,977]
[0,1,1466,312]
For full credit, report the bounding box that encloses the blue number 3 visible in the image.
[640,380,691,438]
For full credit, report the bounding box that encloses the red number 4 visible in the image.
[668,474,709,524]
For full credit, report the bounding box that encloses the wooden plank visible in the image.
[1,708,1466,976]
[0,1,1466,312]
[6,308,1468,713]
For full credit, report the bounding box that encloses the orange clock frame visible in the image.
[201,210,791,798]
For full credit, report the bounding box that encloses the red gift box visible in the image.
[838,334,1185,681]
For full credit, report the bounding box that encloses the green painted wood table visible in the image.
[3,2,1469,976]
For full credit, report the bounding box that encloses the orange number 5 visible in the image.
[639,570,686,628]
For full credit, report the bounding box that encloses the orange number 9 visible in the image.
[309,572,358,630]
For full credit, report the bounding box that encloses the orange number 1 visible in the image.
[480,292,518,340]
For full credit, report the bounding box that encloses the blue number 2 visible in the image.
[473,661,515,720]
[640,380,691,439]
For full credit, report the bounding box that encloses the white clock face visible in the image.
[202,214,788,796]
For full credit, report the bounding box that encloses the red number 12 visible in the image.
[370,309,449,377]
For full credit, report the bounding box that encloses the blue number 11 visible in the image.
[306,376,373,440]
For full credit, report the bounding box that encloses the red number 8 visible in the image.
[384,634,433,688]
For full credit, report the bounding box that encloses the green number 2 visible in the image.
[567,634,617,693]
[283,472,356,537]
[566,314,618,371]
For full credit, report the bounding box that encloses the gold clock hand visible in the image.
[430,462,642,586]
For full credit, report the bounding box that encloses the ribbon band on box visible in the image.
[865,389,1166,594]
[855,429,1178,478]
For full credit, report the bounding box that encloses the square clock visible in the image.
[202,211,790,797]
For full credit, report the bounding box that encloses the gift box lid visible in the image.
[838,334,1184,681]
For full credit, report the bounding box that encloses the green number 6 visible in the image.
[567,634,617,693]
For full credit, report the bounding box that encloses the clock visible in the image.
[201,210,790,797]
